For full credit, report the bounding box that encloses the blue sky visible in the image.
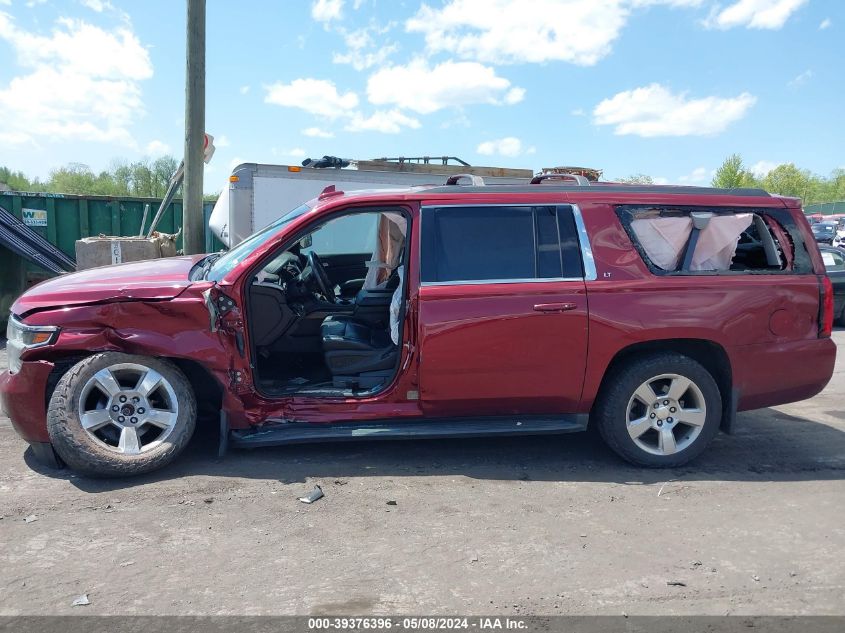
[0,0,842,189]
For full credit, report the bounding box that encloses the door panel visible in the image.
[418,280,588,416]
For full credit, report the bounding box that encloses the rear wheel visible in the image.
[47,353,196,477]
[594,353,722,467]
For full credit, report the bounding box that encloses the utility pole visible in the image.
[182,0,206,255]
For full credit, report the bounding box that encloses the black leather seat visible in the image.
[321,316,398,387]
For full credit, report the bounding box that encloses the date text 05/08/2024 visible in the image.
[307,617,528,630]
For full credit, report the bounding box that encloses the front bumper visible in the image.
[0,360,54,443]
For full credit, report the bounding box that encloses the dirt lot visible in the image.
[1,332,844,616]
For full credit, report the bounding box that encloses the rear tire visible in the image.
[47,352,196,477]
[594,352,722,468]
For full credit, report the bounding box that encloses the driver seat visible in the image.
[320,267,403,389]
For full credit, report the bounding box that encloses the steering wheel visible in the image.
[307,251,335,302]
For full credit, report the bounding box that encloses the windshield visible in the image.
[206,202,313,281]
[814,224,835,233]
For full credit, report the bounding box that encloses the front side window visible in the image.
[420,205,583,283]
[303,213,378,256]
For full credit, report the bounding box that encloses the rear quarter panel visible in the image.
[574,197,835,412]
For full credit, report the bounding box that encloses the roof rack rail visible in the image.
[530,173,590,186]
[445,174,485,186]
[375,155,471,167]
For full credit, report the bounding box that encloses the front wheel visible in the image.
[594,353,722,467]
[47,353,196,477]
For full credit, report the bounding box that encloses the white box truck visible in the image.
[208,157,534,247]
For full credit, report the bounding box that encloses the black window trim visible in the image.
[419,203,596,286]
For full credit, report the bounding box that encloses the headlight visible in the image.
[6,316,58,374]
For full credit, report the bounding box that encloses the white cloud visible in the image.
[750,160,780,177]
[705,0,808,30]
[332,23,399,70]
[265,78,358,119]
[145,140,171,156]
[367,60,523,114]
[80,0,114,12]
[440,112,471,129]
[0,13,152,146]
[677,166,712,184]
[503,87,525,105]
[2,15,151,79]
[571,108,586,116]
[333,43,397,71]
[239,85,250,95]
[819,18,831,30]
[312,0,343,23]
[345,109,421,134]
[270,147,306,160]
[593,83,756,137]
[476,137,534,157]
[215,134,230,147]
[406,0,703,66]
[788,69,812,87]
[302,127,335,138]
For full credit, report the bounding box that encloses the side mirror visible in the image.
[299,234,313,249]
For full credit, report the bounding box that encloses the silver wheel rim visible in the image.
[77,363,179,455]
[625,373,707,456]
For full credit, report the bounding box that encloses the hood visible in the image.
[12,255,206,316]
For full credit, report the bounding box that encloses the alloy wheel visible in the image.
[625,373,707,456]
[77,363,180,455]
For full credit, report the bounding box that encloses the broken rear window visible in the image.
[616,206,811,275]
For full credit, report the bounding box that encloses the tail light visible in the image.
[820,275,834,338]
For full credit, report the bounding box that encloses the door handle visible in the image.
[533,302,578,312]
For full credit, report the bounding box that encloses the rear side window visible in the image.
[421,205,583,283]
[617,205,813,275]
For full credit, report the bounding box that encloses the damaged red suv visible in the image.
[1,179,837,476]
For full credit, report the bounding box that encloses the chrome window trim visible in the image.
[421,277,585,287]
[570,203,597,281]
[419,202,598,285]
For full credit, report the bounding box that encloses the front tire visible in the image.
[594,353,722,468]
[47,353,196,477]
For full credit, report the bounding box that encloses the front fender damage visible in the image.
[23,297,263,431]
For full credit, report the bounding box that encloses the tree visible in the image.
[152,156,179,197]
[762,164,816,199]
[0,166,39,191]
[617,174,654,184]
[711,154,758,189]
[47,163,99,195]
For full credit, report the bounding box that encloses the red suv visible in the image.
[1,179,837,476]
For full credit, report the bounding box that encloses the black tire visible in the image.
[46,352,196,477]
[593,352,722,468]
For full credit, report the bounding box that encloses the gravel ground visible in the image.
[1,332,844,616]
